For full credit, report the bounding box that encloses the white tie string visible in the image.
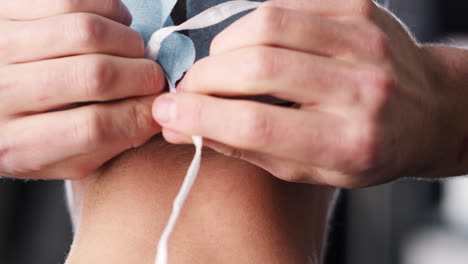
[144,2,261,264]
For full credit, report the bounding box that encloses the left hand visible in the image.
[152,0,463,188]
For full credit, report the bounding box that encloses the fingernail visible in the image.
[154,97,177,124]
[119,3,133,26]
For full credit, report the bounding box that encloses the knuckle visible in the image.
[76,108,107,147]
[141,61,165,93]
[238,105,272,148]
[355,66,394,112]
[72,13,106,48]
[351,0,374,18]
[364,25,390,58]
[243,47,277,83]
[81,56,115,98]
[342,124,380,172]
[101,0,122,18]
[255,6,287,38]
[124,99,157,144]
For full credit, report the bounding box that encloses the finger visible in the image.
[205,138,377,188]
[0,13,143,65]
[263,0,376,17]
[211,6,386,61]
[153,93,358,171]
[162,128,193,144]
[21,138,136,180]
[162,129,367,187]
[180,47,360,106]
[162,129,319,181]
[0,95,160,179]
[202,139,322,183]
[0,0,132,25]
[14,142,123,180]
[202,139,370,187]
[0,55,165,116]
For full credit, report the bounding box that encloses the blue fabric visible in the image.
[122,0,175,42]
[158,32,196,85]
[122,0,265,84]
[186,0,265,59]
[122,0,195,86]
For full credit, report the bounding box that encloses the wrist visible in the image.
[419,45,468,178]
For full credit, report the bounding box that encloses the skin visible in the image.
[153,0,468,188]
[0,0,165,180]
[0,2,333,262]
[65,135,337,264]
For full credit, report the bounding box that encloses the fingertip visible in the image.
[146,61,167,93]
[152,94,177,124]
[175,59,212,93]
[176,68,198,93]
[152,92,176,105]
[131,32,146,58]
[162,128,191,144]
[119,1,133,26]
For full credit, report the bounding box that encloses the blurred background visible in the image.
[1,0,468,263]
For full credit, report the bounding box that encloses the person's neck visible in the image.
[65,139,335,264]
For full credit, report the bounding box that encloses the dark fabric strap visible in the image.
[171,0,188,35]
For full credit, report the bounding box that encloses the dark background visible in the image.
[1,0,468,263]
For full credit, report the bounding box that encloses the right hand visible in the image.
[0,0,166,180]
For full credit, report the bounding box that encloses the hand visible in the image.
[0,0,165,180]
[152,0,466,188]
